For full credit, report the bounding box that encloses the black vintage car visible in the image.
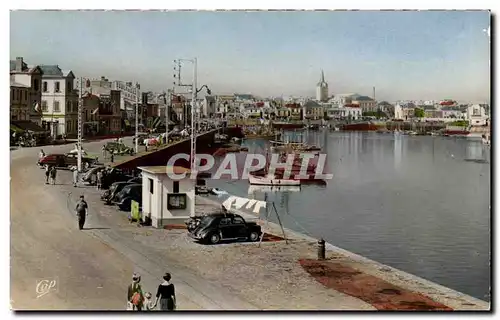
[113,184,142,211]
[101,169,134,189]
[188,213,262,244]
[101,181,133,204]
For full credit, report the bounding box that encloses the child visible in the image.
[143,292,155,311]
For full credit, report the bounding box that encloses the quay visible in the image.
[10,135,490,310]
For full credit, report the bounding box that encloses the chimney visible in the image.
[15,57,23,71]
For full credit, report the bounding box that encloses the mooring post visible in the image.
[318,238,326,260]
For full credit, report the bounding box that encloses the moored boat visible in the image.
[341,121,379,131]
[247,185,301,194]
[248,174,301,186]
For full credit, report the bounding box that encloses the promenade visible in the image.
[10,138,489,310]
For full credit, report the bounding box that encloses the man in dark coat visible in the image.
[75,195,88,230]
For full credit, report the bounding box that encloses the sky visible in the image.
[10,10,491,102]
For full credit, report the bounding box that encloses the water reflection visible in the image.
[208,132,490,301]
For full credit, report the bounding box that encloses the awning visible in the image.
[10,124,24,133]
[11,121,49,133]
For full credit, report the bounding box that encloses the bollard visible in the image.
[317,238,326,260]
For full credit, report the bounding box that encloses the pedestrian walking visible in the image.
[110,153,114,163]
[72,167,79,187]
[75,195,88,230]
[127,273,144,311]
[96,170,103,190]
[153,273,176,311]
[44,166,51,184]
[50,166,57,185]
[102,145,107,160]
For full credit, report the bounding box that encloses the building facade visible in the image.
[39,65,78,137]
[9,57,44,125]
[10,81,31,121]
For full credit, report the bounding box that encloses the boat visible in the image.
[270,140,321,154]
[341,121,379,131]
[248,174,301,186]
[247,185,301,194]
[211,188,229,196]
[271,122,304,130]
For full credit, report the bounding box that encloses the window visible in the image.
[55,81,60,93]
[54,101,60,112]
[10,89,13,101]
[67,81,73,92]
[66,101,70,113]
[173,181,179,193]
[41,100,48,112]
[24,90,27,101]
[33,79,39,91]
[232,216,245,224]
[219,218,231,226]
[149,178,154,194]
[43,81,48,92]
[167,193,187,210]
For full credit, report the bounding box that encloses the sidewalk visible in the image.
[61,171,374,310]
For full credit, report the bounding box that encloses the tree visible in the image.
[414,108,425,118]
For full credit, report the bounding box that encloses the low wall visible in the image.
[113,126,244,170]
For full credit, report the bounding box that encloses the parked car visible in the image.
[38,153,97,169]
[101,181,133,204]
[126,177,142,184]
[81,166,106,185]
[101,169,133,189]
[113,184,142,211]
[188,213,262,244]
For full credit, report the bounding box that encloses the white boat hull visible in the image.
[249,174,300,186]
[248,185,301,194]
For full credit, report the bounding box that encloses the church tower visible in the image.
[316,70,328,102]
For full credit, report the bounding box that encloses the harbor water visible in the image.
[208,131,491,301]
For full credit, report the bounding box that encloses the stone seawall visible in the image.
[112,126,244,170]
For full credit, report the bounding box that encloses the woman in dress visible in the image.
[153,273,176,311]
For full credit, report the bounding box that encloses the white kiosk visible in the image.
[138,166,195,228]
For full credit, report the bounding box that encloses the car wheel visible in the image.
[249,231,260,242]
[208,233,221,244]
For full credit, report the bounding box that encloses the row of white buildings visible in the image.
[393,102,490,126]
[10,56,147,138]
[10,57,79,137]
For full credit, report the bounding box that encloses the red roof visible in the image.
[285,103,301,108]
[344,104,360,108]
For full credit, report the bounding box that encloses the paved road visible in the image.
[10,138,257,310]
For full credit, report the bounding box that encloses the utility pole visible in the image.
[76,77,91,172]
[77,77,83,172]
[174,58,210,172]
[191,58,197,172]
[135,82,140,154]
[166,88,173,144]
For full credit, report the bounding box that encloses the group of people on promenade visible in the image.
[127,273,176,311]
[39,150,58,185]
